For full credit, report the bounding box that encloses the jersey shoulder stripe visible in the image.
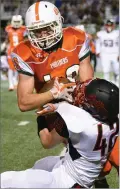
[11,52,34,76]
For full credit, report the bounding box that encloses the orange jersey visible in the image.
[5,25,26,51]
[5,25,26,70]
[100,136,119,177]
[109,136,119,168]
[11,27,90,92]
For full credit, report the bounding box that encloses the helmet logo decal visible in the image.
[87,95,107,114]
[54,7,59,15]
[32,20,44,25]
[35,2,40,21]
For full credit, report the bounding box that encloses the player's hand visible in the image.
[37,103,58,115]
[50,77,76,102]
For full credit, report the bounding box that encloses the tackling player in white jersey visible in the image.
[1,78,119,188]
[96,20,119,85]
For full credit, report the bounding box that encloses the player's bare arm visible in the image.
[17,76,74,111]
[39,128,66,149]
[37,104,69,149]
[17,73,53,111]
[79,55,94,82]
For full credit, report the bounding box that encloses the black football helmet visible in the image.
[73,79,119,123]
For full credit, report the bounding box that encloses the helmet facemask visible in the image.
[27,21,62,50]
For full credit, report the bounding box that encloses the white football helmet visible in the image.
[11,15,23,28]
[25,1,63,50]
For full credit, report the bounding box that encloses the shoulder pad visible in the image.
[13,40,32,61]
[57,102,97,133]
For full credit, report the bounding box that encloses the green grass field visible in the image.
[0,79,119,188]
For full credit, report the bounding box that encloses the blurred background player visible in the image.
[5,15,27,91]
[96,19,119,85]
[0,39,9,80]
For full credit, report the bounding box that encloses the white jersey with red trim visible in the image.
[96,30,119,54]
[56,102,118,187]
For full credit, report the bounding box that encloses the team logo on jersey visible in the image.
[50,57,68,69]
[12,57,21,71]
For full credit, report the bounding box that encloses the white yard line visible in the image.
[18,121,30,126]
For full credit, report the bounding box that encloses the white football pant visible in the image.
[100,53,119,82]
[1,165,75,188]
[8,69,18,89]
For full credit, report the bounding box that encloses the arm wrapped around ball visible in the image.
[50,77,76,102]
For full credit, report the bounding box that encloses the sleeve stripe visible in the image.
[11,52,34,75]
[78,34,90,59]
[18,70,34,76]
[79,51,90,62]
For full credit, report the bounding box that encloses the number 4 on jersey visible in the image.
[93,122,118,156]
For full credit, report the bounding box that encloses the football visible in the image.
[39,77,71,93]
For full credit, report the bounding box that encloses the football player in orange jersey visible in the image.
[5,15,27,91]
[11,1,93,111]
